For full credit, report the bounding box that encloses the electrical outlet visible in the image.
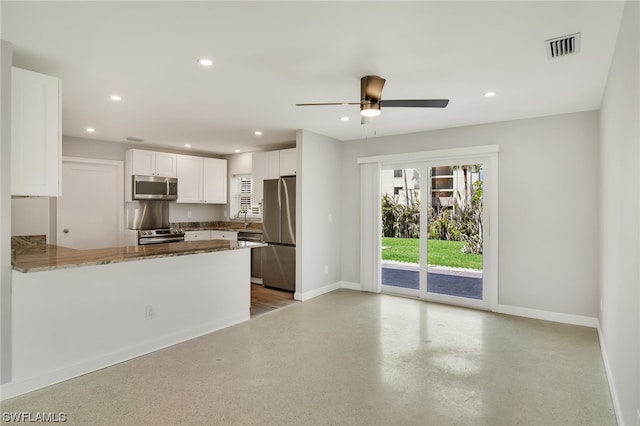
[145,305,155,320]
[323,265,329,274]
[187,210,192,218]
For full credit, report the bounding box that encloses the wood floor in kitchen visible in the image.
[250,283,296,318]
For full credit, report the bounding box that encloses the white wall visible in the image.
[341,111,601,318]
[227,152,252,176]
[599,1,640,424]
[296,130,342,299]
[1,40,13,384]
[7,248,250,399]
[11,198,51,240]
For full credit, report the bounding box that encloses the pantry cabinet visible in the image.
[176,155,227,204]
[11,67,61,196]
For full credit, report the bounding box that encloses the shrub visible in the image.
[382,179,483,254]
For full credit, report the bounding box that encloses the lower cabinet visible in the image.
[184,230,211,241]
[210,230,238,241]
[184,230,238,242]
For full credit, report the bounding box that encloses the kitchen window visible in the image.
[231,174,261,218]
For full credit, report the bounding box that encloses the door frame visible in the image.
[359,145,499,311]
[56,156,124,247]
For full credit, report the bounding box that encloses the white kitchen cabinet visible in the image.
[177,154,227,204]
[183,230,237,241]
[279,148,297,176]
[210,230,238,241]
[183,230,211,241]
[127,149,177,177]
[252,151,280,204]
[125,149,178,201]
[203,158,227,204]
[11,67,61,197]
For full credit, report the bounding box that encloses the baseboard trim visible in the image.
[294,282,341,301]
[0,312,249,401]
[495,304,598,328]
[340,281,362,291]
[596,322,624,426]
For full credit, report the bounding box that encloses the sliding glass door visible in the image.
[379,154,496,310]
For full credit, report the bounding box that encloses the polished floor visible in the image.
[1,290,615,425]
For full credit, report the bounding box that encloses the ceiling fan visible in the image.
[296,75,449,124]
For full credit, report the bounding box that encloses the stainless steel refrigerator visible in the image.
[262,177,296,291]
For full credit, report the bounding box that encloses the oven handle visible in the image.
[139,237,185,245]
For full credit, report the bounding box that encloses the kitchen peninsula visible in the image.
[8,237,265,399]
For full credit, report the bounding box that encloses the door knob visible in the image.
[63,229,69,234]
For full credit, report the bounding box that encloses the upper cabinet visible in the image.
[252,148,296,204]
[11,67,61,197]
[279,148,297,176]
[176,154,227,204]
[128,149,176,177]
[125,149,177,201]
[203,158,227,204]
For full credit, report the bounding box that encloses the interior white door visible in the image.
[57,158,124,249]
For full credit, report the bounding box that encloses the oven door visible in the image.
[138,236,185,245]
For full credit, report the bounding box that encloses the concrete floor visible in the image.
[1,290,615,425]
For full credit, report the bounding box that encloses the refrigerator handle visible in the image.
[277,179,282,210]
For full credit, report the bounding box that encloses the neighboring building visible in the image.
[381,166,482,209]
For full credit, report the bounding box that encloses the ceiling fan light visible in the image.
[360,103,381,117]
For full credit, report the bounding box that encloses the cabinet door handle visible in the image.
[63,229,69,234]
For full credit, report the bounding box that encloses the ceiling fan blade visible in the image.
[380,99,450,108]
[296,102,360,106]
[361,75,386,101]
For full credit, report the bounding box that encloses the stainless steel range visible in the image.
[138,228,185,245]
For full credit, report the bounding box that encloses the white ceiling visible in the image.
[1,1,625,155]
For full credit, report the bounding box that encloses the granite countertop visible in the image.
[12,240,267,273]
[181,227,263,233]
[174,221,263,234]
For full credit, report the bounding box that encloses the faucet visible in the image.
[238,209,248,229]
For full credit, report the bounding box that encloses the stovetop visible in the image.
[138,228,185,237]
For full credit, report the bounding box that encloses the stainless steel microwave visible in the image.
[132,175,178,200]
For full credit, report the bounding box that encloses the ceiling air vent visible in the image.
[125,137,144,142]
[546,32,581,59]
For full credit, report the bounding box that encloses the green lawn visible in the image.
[381,237,483,270]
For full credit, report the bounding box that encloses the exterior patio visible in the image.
[381,261,483,300]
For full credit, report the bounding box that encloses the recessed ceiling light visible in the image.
[485,91,496,97]
[110,95,122,101]
[341,116,349,122]
[234,149,241,153]
[197,58,213,67]
[185,144,191,148]
[86,127,95,133]
[254,131,262,136]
